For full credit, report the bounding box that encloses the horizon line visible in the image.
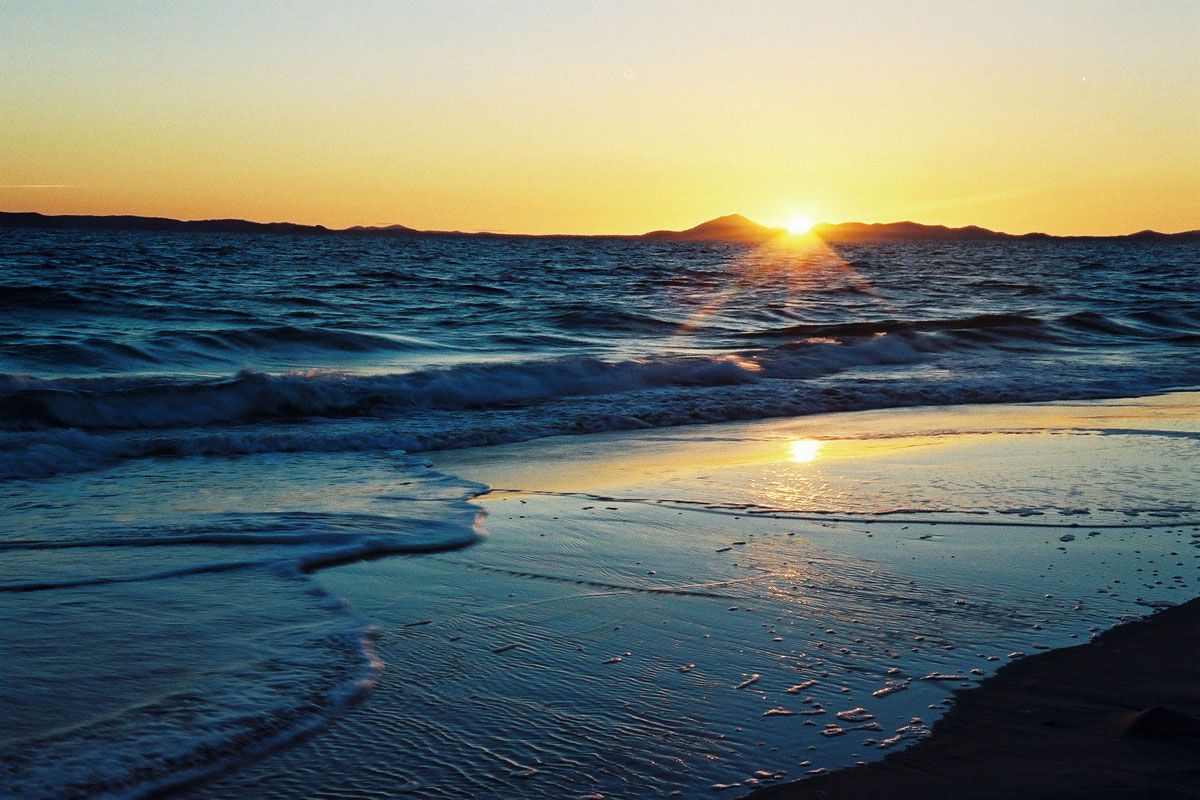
[1,208,1197,239]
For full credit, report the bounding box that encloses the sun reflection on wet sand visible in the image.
[750,439,835,510]
[788,438,822,463]
[756,464,838,511]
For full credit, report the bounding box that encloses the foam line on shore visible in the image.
[435,558,747,599]
[489,488,1200,529]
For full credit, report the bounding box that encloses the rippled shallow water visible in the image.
[1,227,1197,798]
[180,400,1200,800]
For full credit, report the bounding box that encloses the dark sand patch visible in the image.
[749,597,1200,800]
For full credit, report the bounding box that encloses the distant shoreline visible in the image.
[2,210,1197,244]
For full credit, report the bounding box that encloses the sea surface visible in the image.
[2,227,1198,799]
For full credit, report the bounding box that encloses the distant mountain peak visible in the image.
[708,213,758,225]
[346,223,418,232]
[643,214,783,243]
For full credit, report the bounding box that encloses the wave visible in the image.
[2,325,460,372]
[0,633,379,800]
[0,518,475,799]
[0,336,933,432]
[7,339,164,369]
[740,312,1047,340]
[548,307,687,334]
[5,365,1198,482]
[150,325,452,354]
[740,308,1200,347]
[2,306,1198,480]
[0,283,95,311]
[1060,309,1200,341]
[0,458,481,798]
[0,512,483,591]
[0,282,201,318]
[0,599,383,800]
[0,521,459,557]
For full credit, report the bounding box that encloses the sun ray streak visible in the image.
[672,230,899,341]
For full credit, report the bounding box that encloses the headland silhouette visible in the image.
[1,210,1196,242]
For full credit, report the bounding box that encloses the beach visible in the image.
[750,594,1200,800]
[2,227,1198,799]
[5,4,1198,796]
[164,392,1200,799]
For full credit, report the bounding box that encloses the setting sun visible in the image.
[786,216,815,235]
[2,4,1199,800]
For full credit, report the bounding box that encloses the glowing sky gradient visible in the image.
[3,1,1198,234]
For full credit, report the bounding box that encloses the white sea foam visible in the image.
[3,355,1194,482]
[0,451,484,799]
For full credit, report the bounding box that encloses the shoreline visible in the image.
[169,392,1200,799]
[747,596,1200,800]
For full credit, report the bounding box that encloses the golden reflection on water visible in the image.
[675,229,891,336]
[755,467,836,510]
[788,438,821,463]
[747,438,839,510]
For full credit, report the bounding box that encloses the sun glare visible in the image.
[786,215,815,235]
[788,439,821,463]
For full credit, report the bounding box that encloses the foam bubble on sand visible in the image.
[835,708,875,722]
[878,717,934,748]
[872,680,910,697]
[764,708,797,717]
[734,674,761,690]
[754,770,786,780]
[786,679,818,693]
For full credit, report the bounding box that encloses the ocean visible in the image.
[2,227,1198,799]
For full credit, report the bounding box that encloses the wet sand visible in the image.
[175,394,1200,799]
[749,595,1200,800]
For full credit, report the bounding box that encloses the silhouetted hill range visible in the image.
[643,213,779,242]
[643,213,1200,243]
[2,210,1196,243]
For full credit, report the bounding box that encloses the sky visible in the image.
[2,1,1198,235]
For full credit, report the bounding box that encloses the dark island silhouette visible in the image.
[1,210,1196,242]
[643,213,783,242]
[642,213,1200,243]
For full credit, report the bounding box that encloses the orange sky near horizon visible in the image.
[2,1,1198,236]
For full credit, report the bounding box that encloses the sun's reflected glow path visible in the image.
[788,438,822,463]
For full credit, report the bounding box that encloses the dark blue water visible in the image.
[1,227,1197,799]
[2,229,1198,478]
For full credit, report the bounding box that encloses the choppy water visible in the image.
[1,226,1197,798]
[3,230,1199,477]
